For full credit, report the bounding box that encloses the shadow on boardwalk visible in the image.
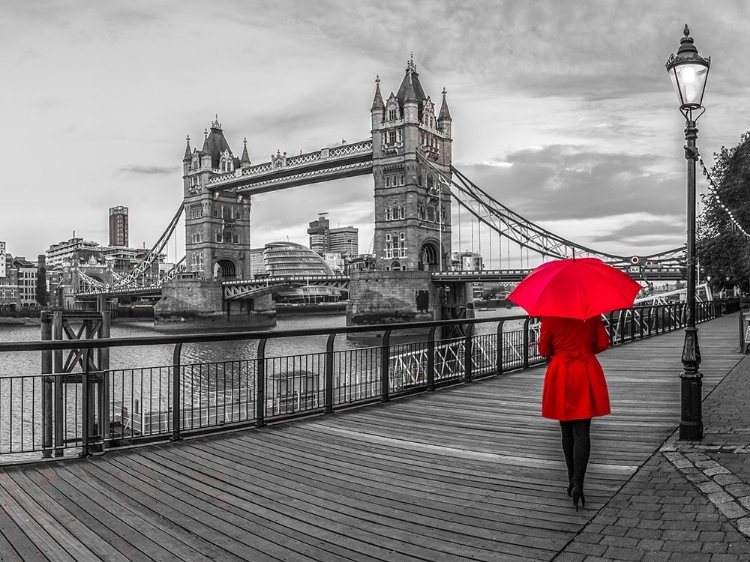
[0,314,748,561]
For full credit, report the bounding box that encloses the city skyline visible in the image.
[3,1,750,267]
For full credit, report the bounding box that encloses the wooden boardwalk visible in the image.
[0,314,743,562]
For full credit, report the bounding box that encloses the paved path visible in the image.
[0,313,748,561]
[557,312,750,561]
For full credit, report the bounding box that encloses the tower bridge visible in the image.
[70,56,688,331]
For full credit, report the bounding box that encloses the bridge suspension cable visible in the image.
[159,256,187,285]
[415,153,684,268]
[113,203,185,290]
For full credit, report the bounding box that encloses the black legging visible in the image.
[560,419,591,488]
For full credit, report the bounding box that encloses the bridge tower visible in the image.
[182,118,253,281]
[348,58,468,333]
[370,56,453,272]
[155,118,275,331]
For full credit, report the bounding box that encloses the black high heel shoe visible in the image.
[571,485,585,511]
[567,480,574,497]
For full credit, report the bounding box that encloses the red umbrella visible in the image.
[507,257,642,320]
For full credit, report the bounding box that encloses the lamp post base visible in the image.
[679,326,703,441]
[679,372,703,440]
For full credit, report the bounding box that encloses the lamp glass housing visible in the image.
[668,60,709,110]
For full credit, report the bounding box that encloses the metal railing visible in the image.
[0,299,735,461]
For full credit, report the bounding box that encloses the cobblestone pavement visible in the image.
[554,352,750,562]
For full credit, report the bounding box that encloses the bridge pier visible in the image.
[346,270,473,338]
[154,277,276,332]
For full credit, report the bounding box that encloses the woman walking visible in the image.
[538,315,611,510]
[508,257,640,510]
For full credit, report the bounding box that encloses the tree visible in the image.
[35,264,49,306]
[697,131,750,293]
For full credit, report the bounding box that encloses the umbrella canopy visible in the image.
[507,257,642,320]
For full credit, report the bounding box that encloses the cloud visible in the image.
[456,144,684,223]
[2,0,746,263]
[119,165,177,176]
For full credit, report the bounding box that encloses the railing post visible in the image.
[80,348,92,458]
[380,330,391,402]
[523,318,530,369]
[171,343,183,441]
[256,338,267,427]
[464,324,474,383]
[99,312,110,450]
[427,326,437,391]
[41,311,53,458]
[53,310,63,456]
[629,310,635,342]
[325,333,335,414]
[495,320,505,376]
[607,312,615,346]
[638,307,645,340]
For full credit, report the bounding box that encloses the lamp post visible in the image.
[666,25,710,441]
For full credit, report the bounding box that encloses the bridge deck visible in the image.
[0,314,742,561]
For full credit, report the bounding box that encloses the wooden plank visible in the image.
[0,472,78,562]
[0,473,45,562]
[145,444,545,561]
[33,463,198,562]
[20,466,160,562]
[112,453,385,562]
[1,469,120,562]
[111,448,468,562]
[60,461,269,562]
[156,440,567,560]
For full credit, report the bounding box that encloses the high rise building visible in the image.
[307,213,358,257]
[307,213,330,255]
[109,206,129,247]
[0,241,5,278]
[329,226,358,256]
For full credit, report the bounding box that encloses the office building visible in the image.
[12,256,37,307]
[46,238,100,268]
[0,248,17,310]
[109,206,129,247]
[307,213,358,256]
[307,213,330,255]
[329,226,358,256]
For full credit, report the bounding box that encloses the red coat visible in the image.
[538,316,611,421]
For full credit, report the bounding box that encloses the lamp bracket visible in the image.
[680,106,706,122]
[684,145,700,160]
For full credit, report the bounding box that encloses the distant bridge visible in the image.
[78,264,687,301]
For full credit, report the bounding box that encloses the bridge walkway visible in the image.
[0,314,745,561]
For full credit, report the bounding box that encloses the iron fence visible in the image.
[0,299,734,461]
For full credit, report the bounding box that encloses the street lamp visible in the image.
[666,25,710,441]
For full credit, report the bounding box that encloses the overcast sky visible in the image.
[2,0,749,268]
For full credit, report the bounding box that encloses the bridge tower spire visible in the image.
[371,57,452,272]
[182,119,253,281]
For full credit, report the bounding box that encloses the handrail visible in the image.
[0,314,532,353]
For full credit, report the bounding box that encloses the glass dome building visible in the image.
[262,242,339,302]
[263,241,334,276]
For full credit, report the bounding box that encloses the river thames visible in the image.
[0,308,526,378]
